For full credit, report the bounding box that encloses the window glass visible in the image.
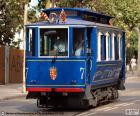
[87,28,92,55]
[40,28,68,56]
[27,28,35,56]
[114,35,119,60]
[101,34,106,60]
[73,29,84,56]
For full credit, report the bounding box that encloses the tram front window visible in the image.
[40,28,68,56]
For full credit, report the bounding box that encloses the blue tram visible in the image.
[25,8,125,109]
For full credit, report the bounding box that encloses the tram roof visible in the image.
[26,18,123,31]
[43,8,113,19]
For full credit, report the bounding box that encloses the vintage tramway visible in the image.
[25,8,125,109]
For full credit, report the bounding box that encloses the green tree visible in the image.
[28,6,39,23]
[92,0,140,69]
[0,0,27,46]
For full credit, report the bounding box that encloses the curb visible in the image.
[0,94,27,102]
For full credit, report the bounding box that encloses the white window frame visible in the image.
[105,32,110,61]
[118,34,121,60]
[38,26,69,58]
[97,32,102,61]
[112,33,115,60]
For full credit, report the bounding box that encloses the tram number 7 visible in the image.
[80,67,85,80]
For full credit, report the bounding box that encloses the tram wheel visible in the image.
[66,97,90,109]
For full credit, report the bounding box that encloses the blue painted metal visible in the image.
[26,28,29,56]
[101,34,105,60]
[84,28,87,55]
[26,18,95,26]
[110,33,112,60]
[121,32,125,79]
[35,28,39,57]
[26,58,86,88]
[25,8,126,93]
[115,34,118,60]
[89,27,97,84]
[91,61,122,86]
[69,27,73,57]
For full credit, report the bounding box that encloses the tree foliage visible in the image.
[0,0,27,46]
[28,6,39,23]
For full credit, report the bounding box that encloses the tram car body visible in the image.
[26,8,125,109]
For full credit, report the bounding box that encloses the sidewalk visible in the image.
[0,84,27,101]
[126,70,140,79]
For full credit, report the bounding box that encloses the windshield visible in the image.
[40,28,68,56]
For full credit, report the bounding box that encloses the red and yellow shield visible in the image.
[50,67,57,80]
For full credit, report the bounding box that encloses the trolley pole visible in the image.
[23,2,28,93]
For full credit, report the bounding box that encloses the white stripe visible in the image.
[106,32,109,61]
[97,32,102,61]
[122,103,134,106]
[134,100,140,102]
[103,107,118,111]
[112,33,115,60]
[118,34,121,60]
[86,112,96,116]
[76,112,89,116]
[76,111,96,116]
[96,107,111,111]
[114,103,128,107]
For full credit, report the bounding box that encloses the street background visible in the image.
[0,71,140,116]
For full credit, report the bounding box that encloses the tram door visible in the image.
[86,28,93,84]
[72,27,94,84]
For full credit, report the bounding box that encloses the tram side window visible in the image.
[114,35,119,60]
[87,28,92,55]
[118,34,122,60]
[28,28,35,56]
[105,32,111,61]
[101,35,106,60]
[40,28,68,56]
[73,29,84,56]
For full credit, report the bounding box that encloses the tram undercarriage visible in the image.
[28,86,119,109]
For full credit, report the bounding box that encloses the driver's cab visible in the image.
[26,26,93,59]
[25,25,94,87]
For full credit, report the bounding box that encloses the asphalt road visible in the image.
[0,76,140,116]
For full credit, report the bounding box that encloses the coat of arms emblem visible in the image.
[50,66,57,80]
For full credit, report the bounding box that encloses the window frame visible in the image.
[97,30,122,62]
[26,27,36,57]
[72,28,85,57]
[38,26,69,58]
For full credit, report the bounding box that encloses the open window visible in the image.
[40,28,68,56]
